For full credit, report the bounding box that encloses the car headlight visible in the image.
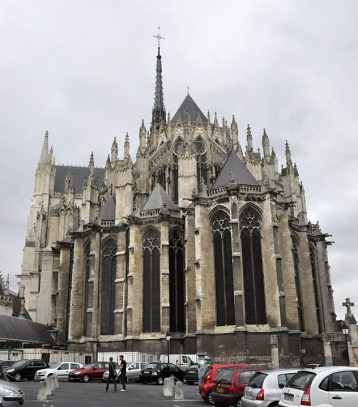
[152,372,158,376]
[73,372,81,375]
[3,388,19,397]
[6,369,14,373]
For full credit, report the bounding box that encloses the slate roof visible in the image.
[143,183,177,210]
[54,165,105,193]
[171,94,208,124]
[98,196,116,221]
[213,150,258,188]
[0,315,57,346]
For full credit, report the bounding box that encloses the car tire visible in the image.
[14,373,21,382]
[142,380,147,384]
[82,374,90,383]
[206,390,214,405]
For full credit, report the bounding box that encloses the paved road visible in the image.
[17,380,206,407]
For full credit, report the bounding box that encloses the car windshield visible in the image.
[144,363,158,369]
[11,360,27,368]
[249,372,267,388]
[285,371,315,390]
[50,363,61,369]
[216,368,234,383]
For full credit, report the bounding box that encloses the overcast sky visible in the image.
[0,0,357,320]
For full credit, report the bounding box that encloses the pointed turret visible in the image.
[262,129,270,158]
[39,131,50,164]
[285,140,292,166]
[139,120,146,149]
[111,137,118,163]
[246,125,253,153]
[89,151,94,176]
[231,115,238,146]
[124,132,130,159]
[151,44,166,133]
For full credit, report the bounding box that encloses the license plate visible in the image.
[284,393,294,402]
[216,387,225,393]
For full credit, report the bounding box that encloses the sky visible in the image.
[0,0,357,321]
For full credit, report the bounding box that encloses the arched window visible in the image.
[143,229,161,332]
[240,207,266,324]
[83,241,93,337]
[169,229,185,332]
[309,243,323,332]
[194,138,207,192]
[211,210,235,326]
[100,238,117,335]
[173,138,184,203]
[291,238,304,331]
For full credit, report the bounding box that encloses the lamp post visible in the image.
[342,324,350,366]
[166,331,171,364]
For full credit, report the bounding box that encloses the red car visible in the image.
[199,364,249,405]
[212,365,265,406]
[68,361,119,383]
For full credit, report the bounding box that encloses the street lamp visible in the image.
[342,323,350,366]
[166,331,171,364]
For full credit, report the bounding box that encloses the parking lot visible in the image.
[17,380,205,407]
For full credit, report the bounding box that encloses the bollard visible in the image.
[174,380,184,400]
[54,375,59,389]
[37,381,48,400]
[49,376,56,392]
[163,376,175,397]
[44,377,52,396]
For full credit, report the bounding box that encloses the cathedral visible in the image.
[20,43,340,364]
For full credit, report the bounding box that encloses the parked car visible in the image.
[6,359,49,382]
[241,368,299,407]
[184,364,198,385]
[0,379,24,406]
[68,362,119,383]
[0,362,18,379]
[278,366,358,407]
[199,363,249,405]
[34,361,83,381]
[212,365,265,407]
[139,362,185,385]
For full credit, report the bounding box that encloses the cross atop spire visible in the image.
[343,298,354,314]
[153,26,165,49]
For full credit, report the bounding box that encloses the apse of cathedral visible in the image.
[20,42,339,363]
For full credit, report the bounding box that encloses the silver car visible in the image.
[35,361,83,381]
[102,362,148,383]
[241,368,299,407]
[0,379,24,407]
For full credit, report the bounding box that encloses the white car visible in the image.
[34,362,83,381]
[102,362,148,383]
[0,379,24,407]
[278,366,358,407]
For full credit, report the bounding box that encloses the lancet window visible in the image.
[194,138,207,192]
[211,210,235,326]
[83,241,93,337]
[100,238,117,335]
[240,207,267,325]
[169,229,185,332]
[142,228,161,332]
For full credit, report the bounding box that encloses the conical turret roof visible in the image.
[98,196,116,221]
[143,183,177,210]
[213,150,258,188]
[171,94,207,124]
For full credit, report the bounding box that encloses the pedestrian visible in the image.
[105,357,117,392]
[118,355,127,391]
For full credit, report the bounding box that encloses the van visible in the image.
[159,354,193,370]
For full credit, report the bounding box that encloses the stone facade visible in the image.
[20,46,340,364]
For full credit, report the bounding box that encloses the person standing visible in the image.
[105,357,117,392]
[118,355,127,391]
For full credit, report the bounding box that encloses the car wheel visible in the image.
[14,373,22,382]
[142,380,147,384]
[156,376,164,385]
[82,374,90,383]
[206,390,214,405]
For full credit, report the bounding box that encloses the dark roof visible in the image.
[0,315,57,346]
[143,183,177,210]
[171,94,208,124]
[54,165,105,193]
[213,150,258,188]
[98,196,116,221]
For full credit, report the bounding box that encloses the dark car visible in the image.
[139,362,185,385]
[212,366,265,407]
[0,360,18,379]
[6,359,49,382]
[184,364,198,385]
[68,361,119,383]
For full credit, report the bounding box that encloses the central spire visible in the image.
[151,26,166,133]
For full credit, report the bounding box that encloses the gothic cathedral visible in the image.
[20,44,339,363]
